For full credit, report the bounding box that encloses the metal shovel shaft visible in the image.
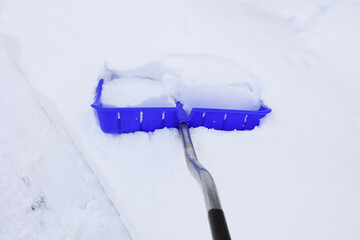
[178,122,231,240]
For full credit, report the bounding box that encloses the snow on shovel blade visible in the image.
[92,79,271,134]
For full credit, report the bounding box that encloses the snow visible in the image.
[101,77,175,107]
[1,0,360,240]
[0,39,131,239]
[178,83,260,113]
[159,55,262,113]
[101,55,262,113]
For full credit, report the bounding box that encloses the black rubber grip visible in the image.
[208,209,231,240]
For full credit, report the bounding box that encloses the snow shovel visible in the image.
[92,79,271,240]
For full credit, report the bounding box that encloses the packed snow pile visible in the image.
[101,55,262,113]
[101,77,175,107]
[178,83,261,113]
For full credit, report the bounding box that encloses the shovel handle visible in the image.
[178,122,231,240]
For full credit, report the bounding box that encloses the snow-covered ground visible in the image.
[0,41,131,239]
[1,0,360,239]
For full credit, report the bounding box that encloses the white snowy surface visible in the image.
[0,42,131,239]
[1,0,360,240]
